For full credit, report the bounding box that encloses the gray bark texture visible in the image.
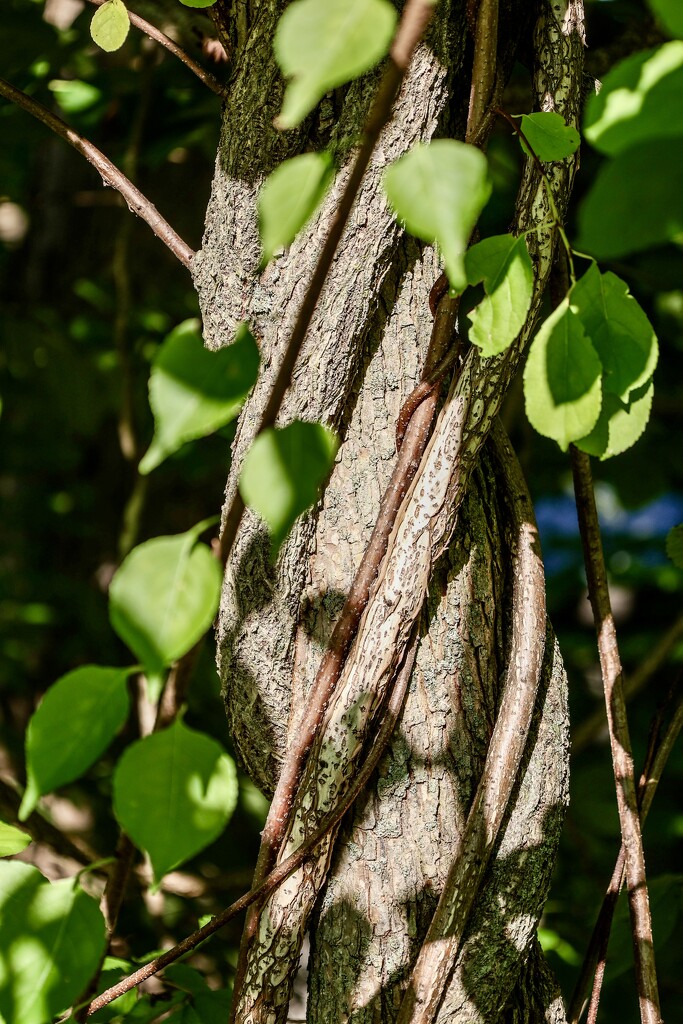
[192,1,585,1022]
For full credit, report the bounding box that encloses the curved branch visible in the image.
[0,77,195,269]
[85,0,226,96]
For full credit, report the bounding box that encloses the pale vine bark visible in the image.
[193,1,585,1022]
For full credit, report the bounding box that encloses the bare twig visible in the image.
[569,679,683,1024]
[217,0,437,565]
[83,629,419,1016]
[573,612,683,753]
[85,0,226,96]
[0,78,194,269]
[570,446,662,1024]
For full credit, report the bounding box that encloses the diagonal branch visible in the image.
[84,0,226,96]
[217,0,437,564]
[0,77,194,269]
[570,446,662,1024]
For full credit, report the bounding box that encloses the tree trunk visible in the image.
[192,1,585,1021]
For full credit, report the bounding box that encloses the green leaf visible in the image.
[666,524,683,568]
[584,43,683,156]
[109,521,222,675]
[575,380,654,460]
[113,720,238,881]
[649,0,683,37]
[20,666,132,821]
[0,862,106,1024]
[0,822,31,857]
[517,111,581,161]
[464,234,533,356]
[569,264,658,401]
[139,321,259,475]
[48,79,102,114]
[178,0,217,7]
[576,138,683,259]
[275,0,397,129]
[383,141,491,292]
[258,152,335,266]
[523,300,602,450]
[239,421,339,556]
[90,0,130,53]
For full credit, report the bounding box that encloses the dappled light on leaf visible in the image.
[113,720,238,881]
[383,141,491,292]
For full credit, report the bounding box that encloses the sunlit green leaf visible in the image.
[517,111,580,161]
[239,421,339,556]
[575,380,654,460]
[666,524,683,568]
[90,0,130,52]
[0,822,31,857]
[109,521,222,675]
[48,79,102,114]
[569,264,658,401]
[258,152,335,266]
[139,321,259,475]
[383,141,491,292]
[576,138,683,259]
[524,300,602,450]
[178,0,217,8]
[275,0,397,129]
[584,43,683,156]
[0,862,106,1024]
[113,720,237,881]
[649,0,683,37]
[20,666,132,820]
[464,234,533,356]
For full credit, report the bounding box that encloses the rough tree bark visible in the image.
[192,1,584,1021]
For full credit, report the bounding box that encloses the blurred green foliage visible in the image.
[0,0,681,1020]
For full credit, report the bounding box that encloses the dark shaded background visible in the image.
[0,0,681,1019]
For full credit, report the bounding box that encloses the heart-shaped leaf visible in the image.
[0,862,106,1024]
[90,0,130,53]
[584,42,683,156]
[20,665,132,820]
[569,264,658,401]
[0,822,31,857]
[575,380,654,460]
[140,321,259,475]
[524,300,602,450]
[275,0,397,129]
[518,111,580,161]
[464,234,533,356]
[113,720,238,881]
[109,520,222,674]
[239,421,338,557]
[383,140,491,292]
[258,152,335,266]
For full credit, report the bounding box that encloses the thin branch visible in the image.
[568,678,683,1024]
[394,422,547,1024]
[570,446,662,1024]
[573,611,683,753]
[217,0,437,565]
[84,629,419,1017]
[84,0,226,96]
[0,78,194,269]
